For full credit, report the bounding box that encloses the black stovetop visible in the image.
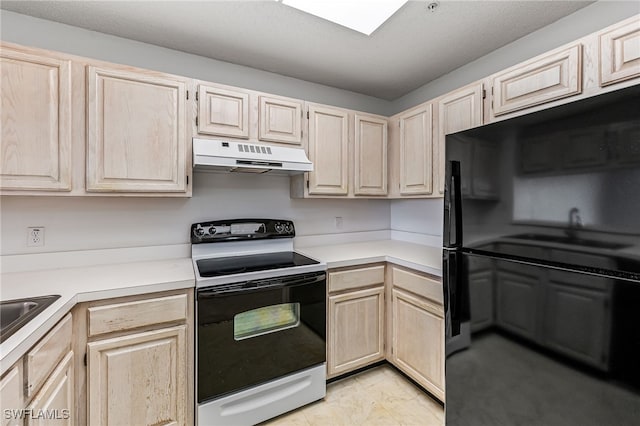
[196,251,319,277]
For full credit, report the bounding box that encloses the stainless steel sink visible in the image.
[509,233,631,250]
[0,295,61,342]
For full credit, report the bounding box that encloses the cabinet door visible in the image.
[198,85,249,138]
[26,351,74,426]
[391,289,444,401]
[543,282,611,370]
[354,114,387,196]
[258,95,302,144]
[491,44,582,117]
[1,48,72,191]
[328,287,385,377]
[1,364,24,426]
[87,66,188,193]
[399,104,433,195]
[469,270,494,332]
[307,104,349,195]
[599,17,640,86]
[436,83,483,194]
[87,326,187,426]
[495,270,541,341]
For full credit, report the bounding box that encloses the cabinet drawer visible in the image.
[25,313,72,398]
[392,266,442,304]
[328,265,385,293]
[88,293,188,337]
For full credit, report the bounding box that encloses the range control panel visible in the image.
[190,219,295,244]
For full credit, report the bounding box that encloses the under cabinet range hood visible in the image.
[193,138,313,175]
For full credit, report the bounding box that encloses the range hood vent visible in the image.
[193,138,313,175]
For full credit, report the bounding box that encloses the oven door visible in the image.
[197,271,326,403]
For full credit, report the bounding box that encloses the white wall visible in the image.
[0,10,391,116]
[390,1,640,113]
[0,173,390,255]
[390,199,444,237]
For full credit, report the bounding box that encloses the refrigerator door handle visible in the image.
[443,251,469,338]
[444,160,463,248]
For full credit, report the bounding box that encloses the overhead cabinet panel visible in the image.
[86,66,187,193]
[198,85,250,138]
[0,49,72,191]
[399,104,433,195]
[492,44,582,117]
[354,114,388,196]
[599,18,640,86]
[259,96,302,144]
[307,105,349,195]
[436,83,483,194]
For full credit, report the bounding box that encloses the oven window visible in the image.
[234,303,300,340]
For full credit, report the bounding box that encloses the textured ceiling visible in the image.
[0,1,594,100]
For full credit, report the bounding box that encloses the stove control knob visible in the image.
[207,226,217,235]
[285,223,293,234]
[194,225,205,237]
[275,223,285,233]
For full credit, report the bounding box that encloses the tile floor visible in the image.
[263,365,444,425]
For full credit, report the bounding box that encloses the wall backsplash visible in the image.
[0,172,391,255]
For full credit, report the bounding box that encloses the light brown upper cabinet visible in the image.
[259,95,303,144]
[398,103,433,195]
[435,83,484,195]
[0,46,72,192]
[86,66,189,194]
[491,44,582,118]
[599,17,640,86]
[306,104,350,196]
[354,114,388,196]
[197,84,250,138]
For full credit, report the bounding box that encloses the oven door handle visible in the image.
[197,272,326,298]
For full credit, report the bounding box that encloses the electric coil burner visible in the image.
[193,219,327,426]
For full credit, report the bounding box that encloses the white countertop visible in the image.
[296,240,443,277]
[0,257,195,375]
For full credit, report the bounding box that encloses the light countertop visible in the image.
[296,240,442,277]
[0,257,194,375]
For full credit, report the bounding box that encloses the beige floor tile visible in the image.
[263,365,444,426]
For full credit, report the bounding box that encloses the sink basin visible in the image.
[508,233,631,250]
[0,295,61,342]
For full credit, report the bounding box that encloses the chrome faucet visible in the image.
[566,207,583,239]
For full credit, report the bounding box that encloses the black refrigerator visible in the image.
[443,85,640,425]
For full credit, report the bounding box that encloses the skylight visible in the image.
[280,0,408,36]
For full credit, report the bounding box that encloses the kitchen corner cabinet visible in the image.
[327,265,386,378]
[79,290,193,426]
[435,83,484,195]
[599,17,640,86]
[0,46,72,192]
[0,314,74,426]
[306,104,350,196]
[86,66,189,194]
[389,266,444,401]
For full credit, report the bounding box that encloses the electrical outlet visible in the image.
[335,217,343,230]
[27,227,45,247]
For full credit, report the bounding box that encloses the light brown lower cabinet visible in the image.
[0,314,74,426]
[326,263,445,402]
[391,288,445,401]
[26,351,74,426]
[327,286,385,377]
[78,289,193,426]
[87,326,187,426]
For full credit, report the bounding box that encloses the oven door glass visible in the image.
[234,303,300,340]
[197,272,326,403]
